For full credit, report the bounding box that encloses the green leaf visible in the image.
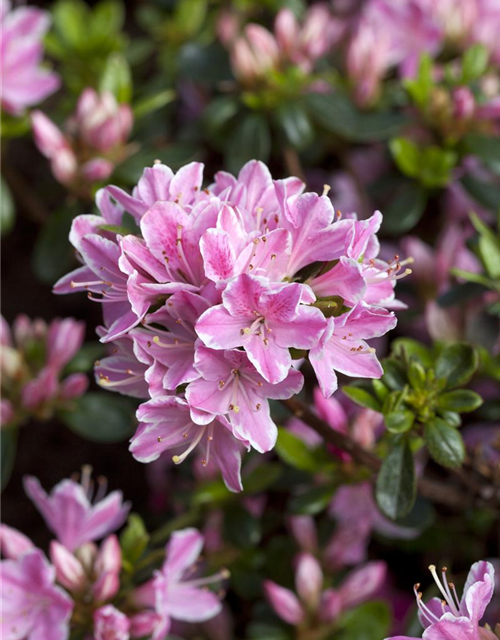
[461,175,500,212]
[174,0,207,37]
[225,113,271,173]
[224,505,261,548]
[437,282,488,307]
[276,428,320,472]
[1,427,18,491]
[243,463,282,494]
[382,359,407,391]
[64,343,105,374]
[1,177,15,236]
[425,418,465,468]
[203,96,239,138]
[419,146,457,188]
[392,338,433,367]
[60,392,136,442]
[247,623,290,640]
[289,484,336,515]
[461,44,489,84]
[120,513,149,566]
[276,102,314,150]
[435,343,479,389]
[407,361,427,390]
[463,134,500,175]
[99,53,132,103]
[382,180,427,234]
[91,0,125,39]
[376,440,416,519]
[385,410,415,434]
[304,92,358,138]
[32,207,76,285]
[338,601,391,640]
[343,386,381,411]
[133,89,175,120]
[390,138,421,178]
[404,54,433,109]
[52,0,90,48]
[437,390,483,413]
[354,111,410,142]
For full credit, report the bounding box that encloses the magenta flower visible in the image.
[1,547,73,640]
[133,528,226,640]
[31,88,133,194]
[265,552,386,626]
[196,274,326,383]
[0,314,87,427]
[130,396,248,492]
[186,347,304,453]
[95,333,149,398]
[0,0,60,115]
[310,303,397,398]
[24,469,130,551]
[386,561,497,640]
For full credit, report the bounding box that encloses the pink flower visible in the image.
[130,396,248,493]
[386,561,496,640]
[231,24,280,83]
[1,547,73,640]
[0,0,60,115]
[196,274,326,384]
[265,552,386,626]
[94,605,130,640]
[0,524,35,560]
[310,303,397,398]
[133,528,226,640]
[23,469,130,551]
[31,88,133,193]
[186,347,303,453]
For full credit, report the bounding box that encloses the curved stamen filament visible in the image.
[413,584,440,625]
[185,568,231,589]
[99,374,144,387]
[152,336,192,349]
[172,425,207,465]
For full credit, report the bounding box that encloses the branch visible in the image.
[280,397,499,514]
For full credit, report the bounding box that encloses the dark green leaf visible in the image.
[338,601,391,640]
[392,338,433,367]
[276,428,320,472]
[437,282,488,308]
[404,54,433,109]
[304,92,358,138]
[99,53,132,103]
[32,207,76,284]
[1,427,18,491]
[382,358,407,390]
[463,134,500,175]
[178,42,232,84]
[343,386,381,411]
[461,175,500,212]
[225,113,271,173]
[354,111,410,142]
[247,623,290,640]
[224,505,261,548]
[437,390,483,413]
[407,361,427,389]
[376,440,416,519]
[120,513,149,567]
[425,418,465,468]
[243,463,282,494]
[60,392,136,442]
[203,96,239,138]
[133,89,175,119]
[277,103,314,150]
[385,410,415,434]
[382,181,427,235]
[289,484,336,515]
[64,343,105,374]
[1,177,15,236]
[435,343,479,389]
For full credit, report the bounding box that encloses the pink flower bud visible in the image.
[12,313,38,346]
[47,318,85,370]
[60,373,88,400]
[263,580,304,625]
[295,552,323,610]
[31,111,67,159]
[216,10,240,46]
[21,367,58,410]
[1,399,14,427]
[81,158,115,183]
[300,4,333,61]
[93,570,120,602]
[0,316,12,347]
[94,605,130,640]
[338,561,387,611]
[129,611,162,638]
[288,515,318,552]
[0,524,35,559]
[52,147,78,185]
[95,535,122,576]
[50,540,86,590]
[275,9,300,54]
[319,587,342,623]
[453,87,476,120]
[231,24,279,82]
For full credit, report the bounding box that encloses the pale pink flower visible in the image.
[94,605,131,640]
[0,0,60,115]
[24,470,130,551]
[1,547,73,640]
[0,523,35,560]
[386,561,497,640]
[133,528,226,640]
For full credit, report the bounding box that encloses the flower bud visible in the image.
[50,540,86,591]
[275,9,299,54]
[288,515,318,552]
[95,535,122,576]
[129,611,162,638]
[81,158,115,183]
[60,373,89,400]
[31,111,67,159]
[0,524,34,559]
[263,580,304,625]
[319,587,342,623]
[453,87,476,121]
[93,570,120,602]
[339,561,387,611]
[94,605,130,640]
[295,552,324,610]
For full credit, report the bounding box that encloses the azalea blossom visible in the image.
[24,468,130,551]
[0,314,87,427]
[55,159,401,487]
[386,561,497,640]
[0,0,60,115]
[132,527,228,640]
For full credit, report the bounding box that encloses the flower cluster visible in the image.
[0,314,87,428]
[31,88,134,195]
[0,0,60,115]
[56,160,403,491]
[0,470,228,640]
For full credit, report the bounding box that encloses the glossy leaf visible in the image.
[376,440,416,520]
[435,343,479,389]
[276,428,319,472]
[385,410,415,434]
[343,386,381,411]
[437,390,483,413]
[120,513,149,568]
[425,418,465,468]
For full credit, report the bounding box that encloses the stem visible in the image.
[283,146,305,182]
[280,397,499,514]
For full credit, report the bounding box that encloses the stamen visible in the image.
[322,184,331,197]
[172,426,207,465]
